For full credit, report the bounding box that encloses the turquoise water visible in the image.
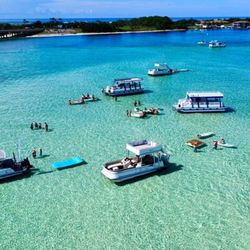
[0,30,250,249]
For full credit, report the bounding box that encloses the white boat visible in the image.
[208,40,226,48]
[173,92,228,113]
[148,63,175,76]
[131,110,146,118]
[134,107,159,115]
[197,41,206,45]
[218,142,236,148]
[148,63,189,76]
[68,95,99,105]
[197,132,215,139]
[103,78,144,96]
[101,140,170,182]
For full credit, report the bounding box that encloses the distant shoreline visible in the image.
[28,29,187,38]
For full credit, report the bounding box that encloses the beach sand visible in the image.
[28,29,186,38]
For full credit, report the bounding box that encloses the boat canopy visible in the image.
[0,150,6,160]
[187,92,224,98]
[114,77,143,85]
[126,140,162,156]
[154,63,171,69]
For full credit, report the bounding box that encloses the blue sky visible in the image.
[0,0,249,18]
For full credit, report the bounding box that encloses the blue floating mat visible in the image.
[51,157,85,170]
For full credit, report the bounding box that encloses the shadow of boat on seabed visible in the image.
[115,162,183,186]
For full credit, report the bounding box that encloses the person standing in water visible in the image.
[45,122,48,132]
[32,149,36,158]
[39,148,43,157]
[30,123,34,130]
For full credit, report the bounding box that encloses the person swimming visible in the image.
[220,138,225,144]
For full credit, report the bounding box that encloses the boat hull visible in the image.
[218,143,236,148]
[173,106,227,113]
[0,168,28,180]
[104,89,144,97]
[148,72,172,76]
[101,164,166,182]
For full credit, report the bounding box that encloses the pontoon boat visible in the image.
[103,78,144,96]
[173,92,227,113]
[101,140,170,182]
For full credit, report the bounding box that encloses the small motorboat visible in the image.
[197,132,215,139]
[218,142,236,148]
[52,157,85,169]
[148,63,189,76]
[186,139,205,149]
[131,110,146,118]
[208,40,226,48]
[0,150,33,180]
[197,41,206,45]
[68,99,84,105]
[69,95,98,105]
[144,107,160,115]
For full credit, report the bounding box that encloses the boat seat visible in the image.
[108,162,121,169]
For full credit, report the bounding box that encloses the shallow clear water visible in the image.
[0,30,250,249]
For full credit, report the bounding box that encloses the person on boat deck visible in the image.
[91,94,95,100]
[30,123,34,130]
[220,138,225,144]
[38,123,42,129]
[134,100,137,106]
[34,122,38,129]
[32,149,36,158]
[213,141,218,149]
[81,96,85,103]
[86,93,90,98]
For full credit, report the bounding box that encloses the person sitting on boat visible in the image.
[86,93,90,98]
[81,96,85,103]
[38,123,42,129]
[91,95,95,100]
[131,155,140,166]
[121,157,130,165]
[220,138,225,144]
[212,141,218,149]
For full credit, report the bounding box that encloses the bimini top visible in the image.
[114,77,143,85]
[126,140,162,156]
[154,63,171,69]
[187,92,224,98]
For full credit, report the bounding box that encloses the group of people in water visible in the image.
[30,122,49,132]
[212,138,225,149]
[81,94,95,103]
[32,148,43,158]
[134,100,141,106]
